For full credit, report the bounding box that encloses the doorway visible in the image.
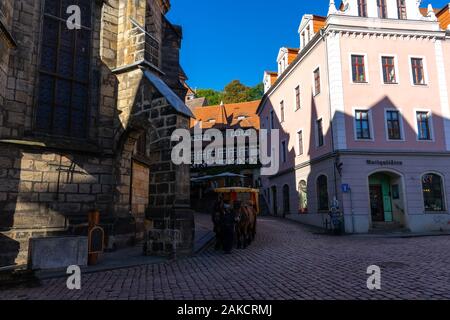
[283,184,290,217]
[368,171,406,229]
[131,160,150,240]
[271,186,278,216]
[369,185,385,222]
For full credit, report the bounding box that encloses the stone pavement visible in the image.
[1,217,450,300]
[13,213,215,281]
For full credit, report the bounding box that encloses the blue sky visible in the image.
[167,0,447,90]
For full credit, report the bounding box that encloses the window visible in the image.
[355,110,371,140]
[281,141,287,163]
[297,130,303,156]
[351,55,367,83]
[386,110,402,140]
[136,134,147,156]
[313,68,321,95]
[382,56,397,84]
[295,86,301,110]
[397,0,407,19]
[36,0,92,138]
[306,26,311,42]
[270,111,275,129]
[317,175,329,211]
[377,0,387,18]
[358,0,368,17]
[317,119,324,147]
[417,111,432,140]
[298,180,308,214]
[422,174,445,212]
[301,32,306,48]
[411,58,426,85]
[280,101,285,122]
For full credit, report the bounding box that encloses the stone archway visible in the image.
[112,114,157,247]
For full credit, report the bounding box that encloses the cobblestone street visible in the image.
[2,217,450,300]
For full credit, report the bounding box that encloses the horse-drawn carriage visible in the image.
[212,188,259,253]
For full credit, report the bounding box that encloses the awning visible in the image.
[214,172,246,178]
[144,70,194,118]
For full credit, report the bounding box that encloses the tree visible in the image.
[195,81,264,106]
[223,80,251,104]
[195,89,223,106]
[248,82,264,101]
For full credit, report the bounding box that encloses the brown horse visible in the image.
[235,202,257,249]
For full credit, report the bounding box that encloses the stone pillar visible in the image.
[145,97,194,257]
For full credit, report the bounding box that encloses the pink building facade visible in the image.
[258,0,450,233]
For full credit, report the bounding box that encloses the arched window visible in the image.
[283,185,290,215]
[317,175,329,211]
[422,173,445,212]
[298,180,308,214]
[36,0,93,138]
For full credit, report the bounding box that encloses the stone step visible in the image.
[372,222,403,229]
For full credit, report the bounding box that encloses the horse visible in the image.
[234,201,257,249]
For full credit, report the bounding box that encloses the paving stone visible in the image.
[1,217,450,300]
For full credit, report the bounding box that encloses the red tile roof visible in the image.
[190,100,261,130]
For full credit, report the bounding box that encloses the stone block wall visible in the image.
[0,0,194,267]
[0,142,116,266]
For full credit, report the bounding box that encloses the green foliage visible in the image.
[223,80,251,104]
[248,83,264,101]
[196,80,264,106]
[195,89,223,106]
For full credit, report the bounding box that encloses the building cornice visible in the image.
[257,16,448,115]
[267,150,450,180]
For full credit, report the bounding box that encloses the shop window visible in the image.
[422,174,446,212]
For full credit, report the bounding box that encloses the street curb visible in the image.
[35,233,217,281]
[193,231,216,255]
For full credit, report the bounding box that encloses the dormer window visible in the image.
[397,0,407,19]
[377,0,387,18]
[237,115,247,121]
[301,32,306,48]
[358,0,367,17]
